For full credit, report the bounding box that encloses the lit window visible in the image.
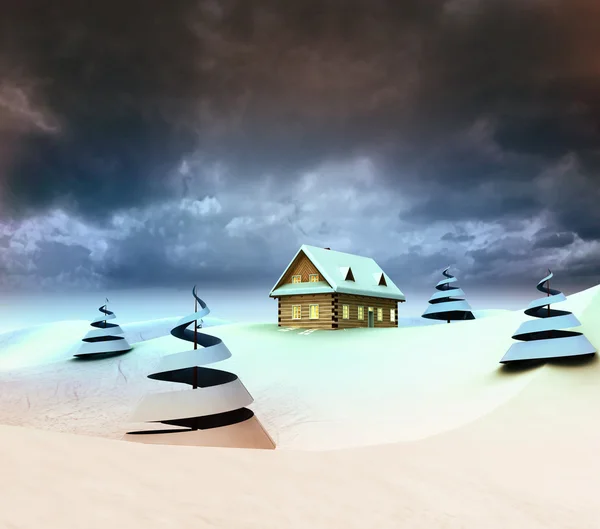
[291,275,301,283]
[309,304,319,319]
[342,304,349,319]
[357,306,364,320]
[292,305,301,319]
[309,274,319,282]
[377,308,383,321]
[390,308,396,322]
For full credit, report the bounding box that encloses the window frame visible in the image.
[377,307,383,322]
[292,305,302,320]
[357,306,364,320]
[342,304,350,320]
[308,274,319,282]
[309,304,320,320]
[291,275,302,284]
[390,308,396,322]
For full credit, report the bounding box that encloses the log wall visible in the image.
[277,293,335,329]
[335,293,399,329]
[276,293,403,329]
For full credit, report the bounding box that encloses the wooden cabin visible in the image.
[269,245,406,329]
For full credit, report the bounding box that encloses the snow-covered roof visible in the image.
[268,281,335,296]
[269,245,406,301]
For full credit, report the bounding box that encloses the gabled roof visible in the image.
[269,245,406,301]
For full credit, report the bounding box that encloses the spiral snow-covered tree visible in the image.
[500,270,596,364]
[422,267,475,323]
[126,286,275,449]
[74,300,132,357]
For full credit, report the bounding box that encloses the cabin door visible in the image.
[368,308,374,328]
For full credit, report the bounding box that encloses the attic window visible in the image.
[373,272,387,286]
[339,266,355,281]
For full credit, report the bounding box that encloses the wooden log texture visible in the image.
[276,293,398,329]
[277,294,335,329]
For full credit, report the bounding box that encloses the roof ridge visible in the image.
[301,244,376,261]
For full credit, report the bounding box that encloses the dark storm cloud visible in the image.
[534,153,600,242]
[563,250,600,282]
[3,0,597,216]
[407,182,540,222]
[381,246,459,288]
[1,0,600,291]
[33,240,93,277]
[1,0,202,219]
[532,228,576,250]
[464,243,546,288]
[467,245,531,268]
[441,229,475,243]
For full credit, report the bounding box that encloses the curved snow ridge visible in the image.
[0,321,88,371]
[275,363,545,451]
[0,315,216,371]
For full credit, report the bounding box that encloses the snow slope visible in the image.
[1,286,600,528]
[2,326,600,529]
[0,286,597,450]
[0,316,228,371]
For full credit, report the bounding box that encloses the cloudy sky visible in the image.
[1,0,599,301]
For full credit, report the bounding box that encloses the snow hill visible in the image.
[1,285,600,528]
[0,287,598,450]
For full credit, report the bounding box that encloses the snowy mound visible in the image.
[1,285,600,529]
[0,316,228,371]
[398,309,511,327]
[0,285,598,450]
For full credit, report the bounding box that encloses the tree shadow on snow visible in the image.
[497,359,546,376]
[70,350,133,362]
[547,353,597,368]
[497,352,597,375]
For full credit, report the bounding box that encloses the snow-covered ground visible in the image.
[397,308,511,327]
[0,291,598,450]
[1,285,600,528]
[0,315,229,371]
